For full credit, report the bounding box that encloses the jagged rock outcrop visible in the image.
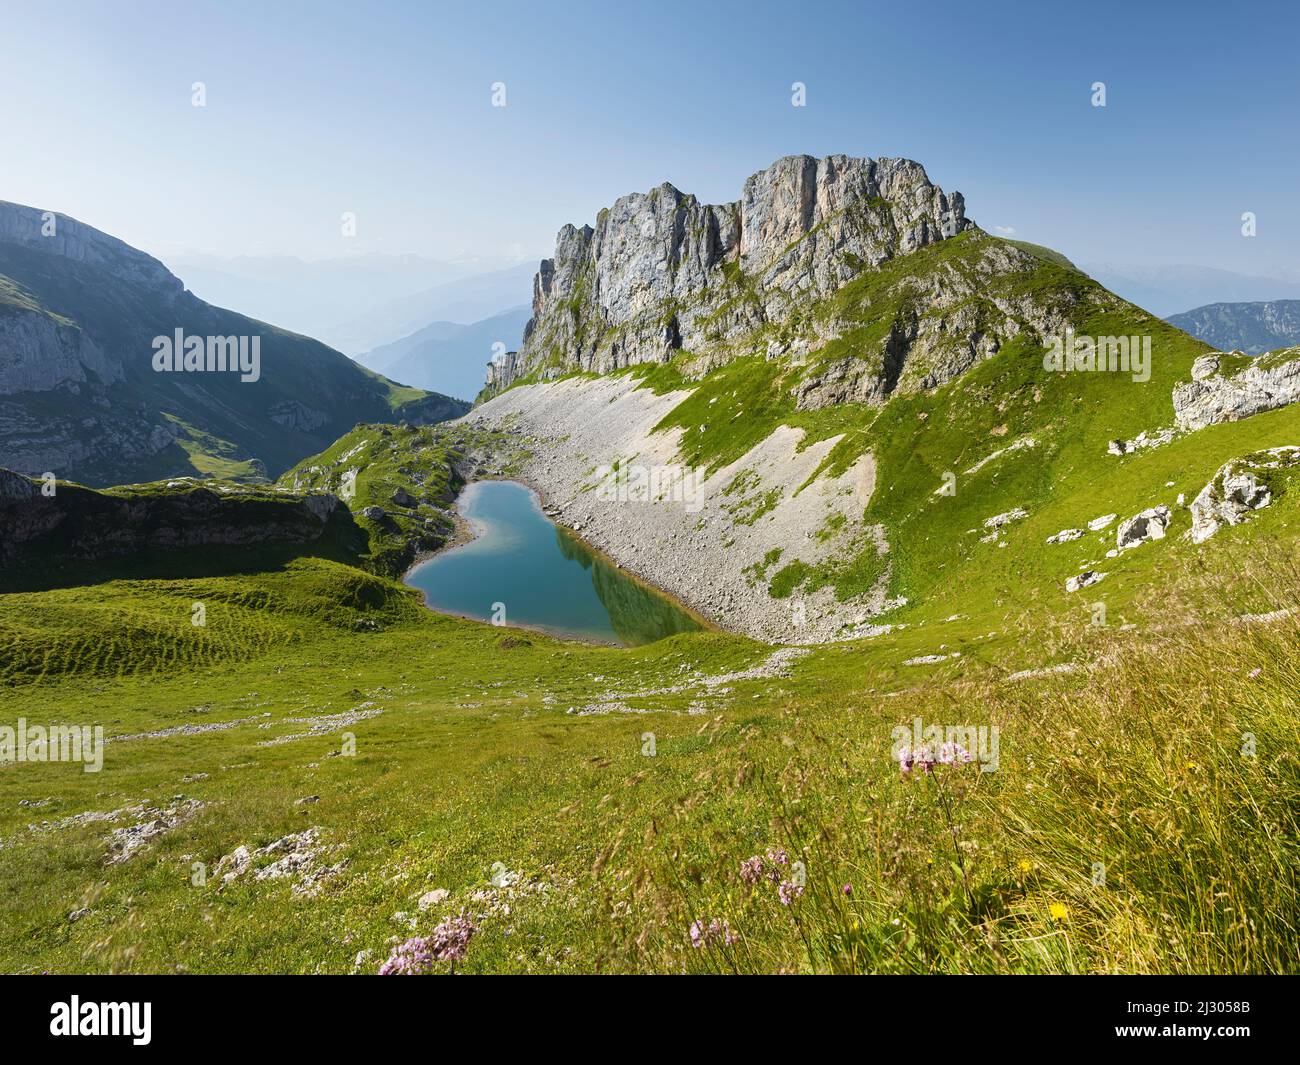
[1173,348,1300,431]
[483,155,1113,411]
[484,350,517,393]
[487,155,990,398]
[1189,447,1299,543]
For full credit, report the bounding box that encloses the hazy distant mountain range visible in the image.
[1082,262,1300,318]
[1167,300,1300,355]
[169,253,536,356]
[322,262,536,355]
[355,305,532,401]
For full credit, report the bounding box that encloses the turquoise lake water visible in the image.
[404,480,700,646]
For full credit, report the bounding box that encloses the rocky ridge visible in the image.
[484,155,1063,401]
[484,155,1128,421]
[0,468,351,579]
[1168,300,1300,356]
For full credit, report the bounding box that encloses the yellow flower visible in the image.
[1017,859,1033,873]
[1185,762,1199,771]
[1049,902,1069,922]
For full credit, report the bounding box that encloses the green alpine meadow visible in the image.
[1,3,1297,1015]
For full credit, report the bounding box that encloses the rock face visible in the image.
[0,467,38,503]
[486,155,1011,401]
[0,309,122,394]
[1116,505,1171,549]
[1189,447,1299,544]
[0,200,183,292]
[1173,348,1300,431]
[485,350,517,393]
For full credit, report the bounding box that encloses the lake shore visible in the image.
[402,478,711,646]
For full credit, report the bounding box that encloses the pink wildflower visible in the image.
[689,920,705,948]
[378,936,436,975]
[377,911,477,974]
[690,918,736,948]
[428,910,477,963]
[898,745,937,774]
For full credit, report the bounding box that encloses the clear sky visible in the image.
[2,0,1296,274]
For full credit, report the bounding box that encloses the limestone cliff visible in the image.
[483,154,1071,403]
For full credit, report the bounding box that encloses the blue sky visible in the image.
[2,0,1296,274]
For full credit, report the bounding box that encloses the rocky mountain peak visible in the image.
[491,154,973,395]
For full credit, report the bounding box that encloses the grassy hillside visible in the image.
[277,422,523,576]
[0,537,1295,974]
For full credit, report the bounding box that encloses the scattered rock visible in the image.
[1046,527,1084,544]
[1087,513,1116,531]
[1007,662,1082,682]
[257,702,384,747]
[106,798,205,865]
[1066,570,1106,593]
[984,507,1028,529]
[1108,427,1177,456]
[418,888,450,911]
[212,827,344,897]
[1116,505,1171,550]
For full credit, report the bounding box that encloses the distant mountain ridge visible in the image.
[0,200,467,487]
[1082,262,1300,318]
[1166,300,1300,355]
[323,262,536,355]
[355,305,531,400]
[167,252,484,351]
